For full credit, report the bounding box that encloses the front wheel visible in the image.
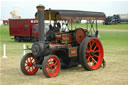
[42,55,61,78]
[79,37,104,70]
[20,53,38,75]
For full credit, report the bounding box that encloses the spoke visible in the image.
[29,58,31,62]
[91,41,94,48]
[54,62,57,66]
[54,66,57,69]
[86,50,90,53]
[26,59,29,63]
[33,66,35,69]
[85,49,89,55]
[46,67,49,72]
[32,66,34,71]
[27,69,30,72]
[51,61,54,65]
[25,64,28,67]
[89,42,92,50]
[28,58,30,62]
[93,45,97,50]
[91,57,97,64]
[24,62,27,65]
[32,60,35,63]
[47,68,51,73]
[94,50,99,53]
[52,69,55,73]
[30,57,33,62]
[29,57,32,61]
[30,67,32,72]
[94,55,99,58]
[86,56,91,62]
[50,69,54,74]
[91,58,94,64]
[26,67,30,71]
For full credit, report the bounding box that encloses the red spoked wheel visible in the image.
[20,53,38,75]
[42,55,61,78]
[79,37,103,70]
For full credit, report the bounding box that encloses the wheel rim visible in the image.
[45,56,60,77]
[85,39,103,69]
[24,56,38,74]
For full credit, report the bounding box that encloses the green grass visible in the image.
[68,23,128,30]
[0,24,128,85]
[99,32,128,57]
[0,25,32,57]
[98,23,128,29]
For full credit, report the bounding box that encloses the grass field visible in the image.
[0,24,128,85]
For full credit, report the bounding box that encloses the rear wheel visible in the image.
[20,53,38,75]
[79,37,103,70]
[42,55,61,78]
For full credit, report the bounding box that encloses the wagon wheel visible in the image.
[42,55,61,78]
[79,37,103,70]
[20,53,38,75]
[15,36,21,42]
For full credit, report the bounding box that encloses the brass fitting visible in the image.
[36,5,45,11]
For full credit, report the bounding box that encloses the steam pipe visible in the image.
[36,5,45,42]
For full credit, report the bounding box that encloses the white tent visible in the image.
[0,20,3,25]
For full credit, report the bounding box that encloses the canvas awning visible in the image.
[35,9,106,20]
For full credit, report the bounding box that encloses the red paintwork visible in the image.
[3,20,9,25]
[32,24,39,38]
[62,34,72,43]
[49,42,65,50]
[69,47,77,57]
[56,32,61,40]
[9,19,37,37]
[45,56,61,77]
[75,28,86,44]
[24,55,38,74]
[86,39,103,69]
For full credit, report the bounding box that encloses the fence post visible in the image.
[2,44,7,58]
[23,44,26,55]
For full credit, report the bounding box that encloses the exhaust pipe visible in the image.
[36,5,45,42]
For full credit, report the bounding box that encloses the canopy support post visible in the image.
[49,12,52,24]
[96,20,98,37]
[86,20,88,30]
[71,19,72,30]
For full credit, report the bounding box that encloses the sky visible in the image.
[0,0,128,19]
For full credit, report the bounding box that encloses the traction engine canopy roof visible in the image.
[35,9,106,20]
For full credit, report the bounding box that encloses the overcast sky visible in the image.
[0,0,128,19]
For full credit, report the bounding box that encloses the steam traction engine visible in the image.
[20,5,106,78]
